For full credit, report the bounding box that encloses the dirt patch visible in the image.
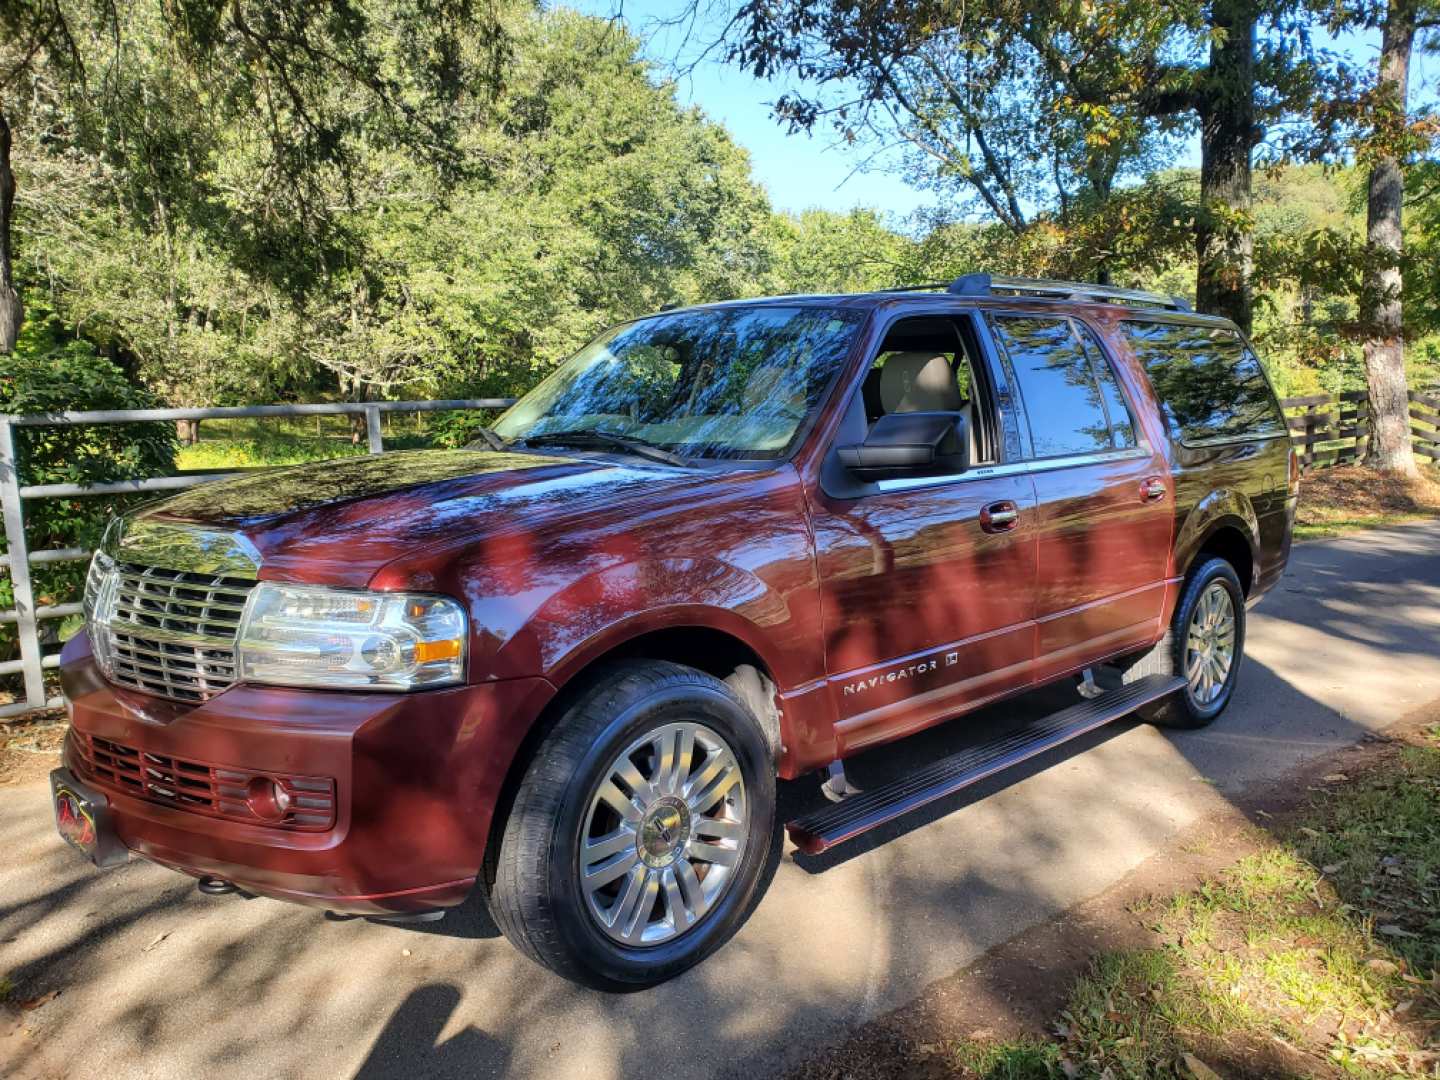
[0,712,66,787]
[780,702,1440,1080]
[1297,464,1440,537]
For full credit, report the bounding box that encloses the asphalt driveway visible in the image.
[4,521,1440,1080]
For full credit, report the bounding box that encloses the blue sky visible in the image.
[567,1,1438,219]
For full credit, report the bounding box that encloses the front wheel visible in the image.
[487,660,777,990]
[1123,557,1246,729]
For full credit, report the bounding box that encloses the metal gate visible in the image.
[0,398,512,718]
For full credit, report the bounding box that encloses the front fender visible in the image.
[500,557,799,691]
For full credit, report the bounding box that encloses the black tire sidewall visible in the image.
[1167,558,1246,726]
[542,677,775,990]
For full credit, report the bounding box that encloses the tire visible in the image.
[488,660,777,991]
[1121,557,1246,729]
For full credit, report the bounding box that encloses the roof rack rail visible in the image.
[877,282,951,294]
[947,272,1192,312]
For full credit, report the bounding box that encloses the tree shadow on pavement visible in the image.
[353,984,510,1080]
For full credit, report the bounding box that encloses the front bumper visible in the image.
[58,634,554,914]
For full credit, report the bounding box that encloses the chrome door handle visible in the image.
[1141,477,1167,502]
[980,501,1019,533]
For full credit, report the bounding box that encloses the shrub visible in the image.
[1,322,176,702]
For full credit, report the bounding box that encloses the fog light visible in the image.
[245,777,293,822]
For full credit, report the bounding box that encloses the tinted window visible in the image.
[1073,323,1137,448]
[1119,321,1284,444]
[988,315,1114,458]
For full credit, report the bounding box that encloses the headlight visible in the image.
[236,583,466,691]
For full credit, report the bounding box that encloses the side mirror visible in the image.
[837,412,966,481]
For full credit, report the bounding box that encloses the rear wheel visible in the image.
[1121,557,1246,729]
[488,660,777,990]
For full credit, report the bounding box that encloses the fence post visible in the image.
[365,405,384,455]
[0,417,46,712]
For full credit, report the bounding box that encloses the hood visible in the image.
[127,448,701,586]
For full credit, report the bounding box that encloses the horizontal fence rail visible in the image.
[1278,390,1440,470]
[1412,391,1440,464]
[0,398,513,718]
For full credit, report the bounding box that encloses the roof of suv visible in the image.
[662,273,1237,327]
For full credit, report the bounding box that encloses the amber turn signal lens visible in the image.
[414,638,462,663]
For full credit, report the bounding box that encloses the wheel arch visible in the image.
[479,618,784,893]
[1175,488,1261,596]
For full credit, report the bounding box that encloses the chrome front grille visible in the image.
[100,563,255,702]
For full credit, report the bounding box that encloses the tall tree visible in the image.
[715,0,1335,331]
[0,0,507,355]
[0,108,17,353]
[1355,0,1437,474]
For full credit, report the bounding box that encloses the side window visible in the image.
[1119,321,1285,444]
[987,315,1115,459]
[1073,323,1137,448]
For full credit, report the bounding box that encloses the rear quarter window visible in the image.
[1119,321,1284,445]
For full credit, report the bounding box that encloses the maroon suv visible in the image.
[51,274,1297,989]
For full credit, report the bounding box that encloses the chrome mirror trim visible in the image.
[106,518,262,578]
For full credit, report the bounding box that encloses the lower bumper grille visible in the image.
[75,733,336,831]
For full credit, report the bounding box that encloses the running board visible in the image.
[786,674,1186,855]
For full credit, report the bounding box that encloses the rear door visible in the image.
[982,313,1172,682]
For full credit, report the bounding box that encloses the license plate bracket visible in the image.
[50,768,129,869]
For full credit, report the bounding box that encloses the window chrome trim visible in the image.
[874,447,1151,493]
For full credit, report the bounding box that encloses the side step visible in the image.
[786,673,1186,855]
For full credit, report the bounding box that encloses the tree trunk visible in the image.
[0,107,22,354]
[1194,0,1256,334]
[1361,0,1419,476]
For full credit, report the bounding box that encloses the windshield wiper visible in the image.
[521,429,688,467]
[465,426,510,452]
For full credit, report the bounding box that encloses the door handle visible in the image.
[980,500,1020,533]
[1141,476,1167,502]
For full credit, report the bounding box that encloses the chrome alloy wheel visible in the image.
[1185,581,1237,706]
[579,721,748,947]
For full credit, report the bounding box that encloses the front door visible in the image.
[981,313,1172,682]
[810,312,1038,755]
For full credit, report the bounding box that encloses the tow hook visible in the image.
[197,875,237,896]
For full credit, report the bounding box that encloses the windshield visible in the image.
[492,305,865,459]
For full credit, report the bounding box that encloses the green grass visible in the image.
[173,416,441,470]
[873,730,1440,1078]
[1295,512,1437,542]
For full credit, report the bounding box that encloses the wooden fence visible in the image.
[1279,390,1440,471]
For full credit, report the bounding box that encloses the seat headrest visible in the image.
[879,353,963,413]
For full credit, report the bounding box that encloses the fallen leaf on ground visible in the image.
[17,991,57,1011]
[1180,1052,1223,1080]
[141,930,172,953]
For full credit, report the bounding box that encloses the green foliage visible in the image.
[12,8,777,407]
[0,313,176,688]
